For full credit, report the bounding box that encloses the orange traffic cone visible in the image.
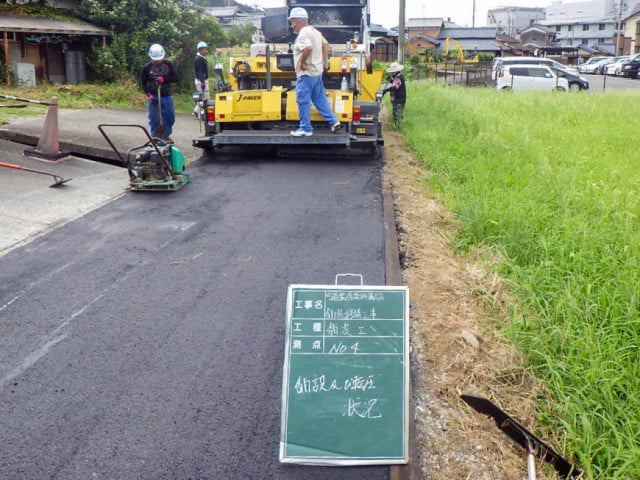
[24,96,70,162]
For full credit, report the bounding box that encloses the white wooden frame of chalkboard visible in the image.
[279,284,410,466]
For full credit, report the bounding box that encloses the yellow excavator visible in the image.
[444,37,479,63]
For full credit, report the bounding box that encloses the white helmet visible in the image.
[288,7,308,20]
[197,41,208,50]
[386,62,404,73]
[149,44,165,61]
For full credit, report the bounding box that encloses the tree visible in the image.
[227,22,256,47]
[79,0,228,84]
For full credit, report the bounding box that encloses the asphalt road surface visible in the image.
[0,151,391,480]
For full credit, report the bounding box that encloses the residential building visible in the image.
[539,0,630,55]
[519,23,565,55]
[205,6,262,29]
[399,17,498,58]
[405,33,439,57]
[486,7,546,36]
[0,1,109,86]
[405,17,459,40]
[622,3,640,53]
[436,26,500,57]
[370,24,398,62]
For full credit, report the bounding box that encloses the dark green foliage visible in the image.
[78,0,229,85]
[227,22,256,47]
[407,54,422,66]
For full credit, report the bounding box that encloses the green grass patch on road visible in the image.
[401,82,640,479]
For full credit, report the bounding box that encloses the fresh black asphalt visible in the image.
[0,149,391,479]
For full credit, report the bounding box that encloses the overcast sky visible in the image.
[239,0,555,29]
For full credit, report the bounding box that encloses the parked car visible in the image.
[604,56,630,75]
[620,53,640,78]
[496,65,569,92]
[492,56,589,90]
[578,56,609,74]
[594,57,616,74]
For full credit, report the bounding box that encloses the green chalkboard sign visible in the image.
[280,284,410,465]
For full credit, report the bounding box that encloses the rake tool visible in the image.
[0,161,72,187]
[461,394,583,480]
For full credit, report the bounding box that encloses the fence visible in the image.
[407,62,494,88]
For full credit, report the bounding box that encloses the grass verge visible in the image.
[0,81,195,125]
[400,82,640,479]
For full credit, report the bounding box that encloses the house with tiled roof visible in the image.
[435,26,500,57]
[0,2,109,86]
[404,17,459,40]
[493,33,529,56]
[405,33,440,57]
[519,24,558,53]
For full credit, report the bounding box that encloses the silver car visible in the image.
[578,56,609,74]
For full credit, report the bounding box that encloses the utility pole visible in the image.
[615,0,624,54]
[472,0,476,27]
[398,0,405,63]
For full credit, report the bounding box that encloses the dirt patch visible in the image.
[381,124,561,479]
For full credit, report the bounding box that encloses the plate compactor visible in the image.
[98,124,189,192]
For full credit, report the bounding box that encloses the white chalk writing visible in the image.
[324,307,378,320]
[294,299,323,309]
[346,398,382,418]
[328,341,360,354]
[325,292,385,301]
[294,374,376,394]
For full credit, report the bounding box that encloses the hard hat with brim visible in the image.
[288,7,309,19]
[149,44,165,61]
[386,62,404,73]
[197,41,208,50]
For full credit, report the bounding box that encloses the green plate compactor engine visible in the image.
[98,124,189,192]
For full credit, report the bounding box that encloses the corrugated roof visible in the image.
[0,15,109,35]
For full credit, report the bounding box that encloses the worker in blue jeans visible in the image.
[140,43,178,142]
[288,7,341,137]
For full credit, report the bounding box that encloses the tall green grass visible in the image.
[401,83,640,479]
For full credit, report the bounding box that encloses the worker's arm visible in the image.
[322,38,330,70]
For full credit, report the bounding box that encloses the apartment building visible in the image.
[486,1,638,55]
[486,7,546,36]
[539,0,630,54]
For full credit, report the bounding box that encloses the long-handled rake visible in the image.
[0,161,72,187]
[461,394,583,479]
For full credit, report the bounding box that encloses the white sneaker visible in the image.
[290,129,313,137]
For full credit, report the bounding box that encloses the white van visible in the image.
[495,65,569,92]
[492,56,574,75]
[491,57,589,91]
